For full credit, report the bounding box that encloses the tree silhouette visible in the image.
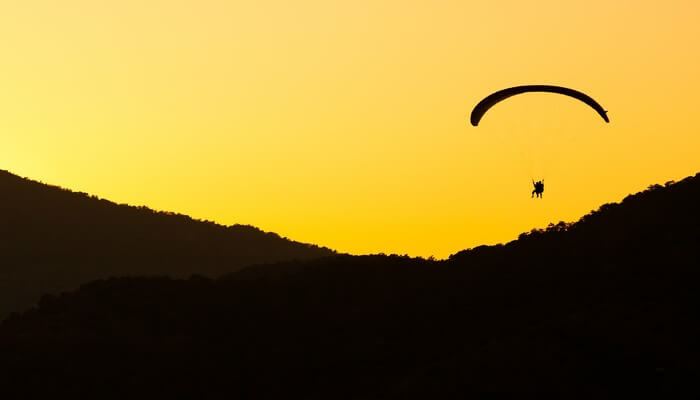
[0,173,699,396]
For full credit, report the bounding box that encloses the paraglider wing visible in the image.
[470,85,609,126]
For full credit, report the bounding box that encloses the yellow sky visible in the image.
[1,1,699,258]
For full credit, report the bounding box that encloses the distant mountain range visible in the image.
[0,170,335,318]
[0,172,698,396]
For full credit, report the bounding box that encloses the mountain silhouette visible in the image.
[0,172,698,397]
[0,169,334,318]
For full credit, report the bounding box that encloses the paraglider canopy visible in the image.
[470,85,609,126]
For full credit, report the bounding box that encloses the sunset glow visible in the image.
[2,1,698,257]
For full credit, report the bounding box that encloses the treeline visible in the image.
[0,173,698,397]
[0,170,335,318]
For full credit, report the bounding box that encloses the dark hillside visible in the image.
[0,173,698,397]
[0,170,334,318]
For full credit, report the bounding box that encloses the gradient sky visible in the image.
[1,1,698,258]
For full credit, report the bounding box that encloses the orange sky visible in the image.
[1,1,699,257]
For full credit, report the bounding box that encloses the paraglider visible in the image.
[470,85,609,198]
[470,85,609,127]
[532,179,544,198]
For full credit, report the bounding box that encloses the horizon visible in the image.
[2,1,699,257]
[2,166,694,259]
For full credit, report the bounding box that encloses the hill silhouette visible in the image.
[0,173,698,397]
[0,170,334,318]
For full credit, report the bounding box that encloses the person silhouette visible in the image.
[532,179,544,198]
